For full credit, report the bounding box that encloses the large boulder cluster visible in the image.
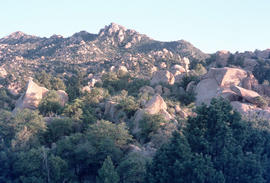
[195,67,270,121]
[150,70,175,86]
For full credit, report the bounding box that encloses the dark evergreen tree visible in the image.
[38,90,63,116]
[146,98,269,183]
[146,131,224,183]
[66,74,82,101]
[97,156,119,183]
[117,152,148,183]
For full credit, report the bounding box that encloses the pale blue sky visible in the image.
[1,0,269,53]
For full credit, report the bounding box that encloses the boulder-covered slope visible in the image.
[0,23,210,95]
[195,67,270,121]
[0,23,207,76]
[1,23,270,123]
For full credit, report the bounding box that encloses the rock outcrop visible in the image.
[205,67,247,87]
[195,67,248,105]
[144,94,168,115]
[231,101,270,121]
[139,86,155,95]
[13,79,48,112]
[195,77,220,105]
[118,65,128,74]
[230,85,260,104]
[104,100,127,123]
[182,57,190,71]
[0,23,209,90]
[175,105,188,118]
[133,94,173,134]
[0,67,7,78]
[241,72,259,90]
[170,64,186,79]
[195,67,270,121]
[150,70,175,86]
[98,22,150,48]
[13,79,68,113]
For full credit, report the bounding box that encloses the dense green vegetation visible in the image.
[227,54,244,67]
[253,59,270,84]
[101,71,150,96]
[1,68,270,183]
[35,71,66,91]
[146,99,270,183]
[1,91,270,183]
[38,90,64,116]
[0,88,16,110]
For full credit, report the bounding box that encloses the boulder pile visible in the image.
[195,67,270,121]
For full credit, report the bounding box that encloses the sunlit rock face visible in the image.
[13,79,48,113]
[133,94,173,134]
[13,79,68,113]
[195,67,248,105]
[195,67,270,121]
[150,70,175,86]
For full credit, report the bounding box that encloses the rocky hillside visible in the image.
[1,22,270,121]
[0,23,207,83]
[1,23,270,183]
[0,23,208,63]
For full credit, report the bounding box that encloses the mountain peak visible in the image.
[98,22,127,37]
[0,31,38,44]
[108,22,127,31]
[5,31,28,39]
